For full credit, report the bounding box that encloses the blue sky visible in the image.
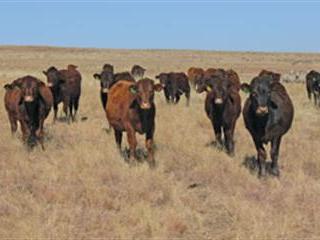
[0,1,319,52]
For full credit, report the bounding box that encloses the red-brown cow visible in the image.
[4,76,53,149]
[106,78,163,167]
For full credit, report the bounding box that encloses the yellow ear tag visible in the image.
[206,86,212,92]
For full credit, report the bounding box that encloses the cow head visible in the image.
[197,75,231,105]
[93,70,114,93]
[103,64,114,74]
[241,75,274,116]
[259,70,281,83]
[155,73,169,87]
[131,65,146,80]
[129,78,163,109]
[43,66,65,88]
[11,77,42,102]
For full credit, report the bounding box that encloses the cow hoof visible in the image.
[227,151,235,157]
[258,168,267,179]
[270,167,280,177]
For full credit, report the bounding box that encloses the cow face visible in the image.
[129,78,163,109]
[241,76,273,116]
[93,70,114,93]
[155,73,169,87]
[13,77,40,102]
[43,66,64,88]
[198,76,231,105]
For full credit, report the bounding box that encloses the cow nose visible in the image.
[24,96,34,102]
[141,101,151,109]
[102,88,108,93]
[47,83,53,87]
[256,106,269,115]
[215,98,223,105]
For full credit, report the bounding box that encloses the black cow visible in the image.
[155,72,190,105]
[197,74,241,155]
[241,75,294,177]
[93,64,115,109]
[306,70,320,105]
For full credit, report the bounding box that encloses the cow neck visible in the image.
[24,99,40,134]
[131,100,154,133]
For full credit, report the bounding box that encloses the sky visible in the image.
[0,1,320,52]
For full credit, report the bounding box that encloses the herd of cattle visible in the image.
[4,63,320,177]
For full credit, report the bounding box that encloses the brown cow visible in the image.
[4,76,53,148]
[187,67,204,88]
[241,75,294,177]
[131,65,146,80]
[259,69,281,82]
[197,73,241,155]
[43,64,81,122]
[106,78,163,167]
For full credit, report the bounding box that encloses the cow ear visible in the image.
[206,85,212,92]
[42,70,48,76]
[93,73,101,80]
[154,83,163,92]
[129,85,138,95]
[240,83,251,94]
[4,84,13,90]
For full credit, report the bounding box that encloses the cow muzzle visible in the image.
[140,101,151,109]
[47,82,53,87]
[102,88,109,93]
[24,96,34,102]
[215,98,223,105]
[256,106,269,115]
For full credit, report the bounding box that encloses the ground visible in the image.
[0,46,320,239]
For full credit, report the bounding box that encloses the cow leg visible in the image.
[164,89,170,103]
[63,97,70,123]
[69,99,74,122]
[126,127,137,165]
[20,120,29,143]
[8,114,18,136]
[224,125,235,156]
[175,94,180,104]
[254,138,267,178]
[313,93,317,105]
[307,90,311,100]
[73,96,80,121]
[270,136,282,177]
[212,120,223,149]
[114,129,123,151]
[146,129,155,168]
[53,103,58,123]
[185,90,190,106]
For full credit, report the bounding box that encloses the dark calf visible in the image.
[93,65,115,109]
[43,65,81,122]
[306,70,320,105]
[197,74,241,155]
[106,79,163,167]
[241,75,294,177]
[156,72,190,105]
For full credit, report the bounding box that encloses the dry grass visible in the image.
[0,46,320,239]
